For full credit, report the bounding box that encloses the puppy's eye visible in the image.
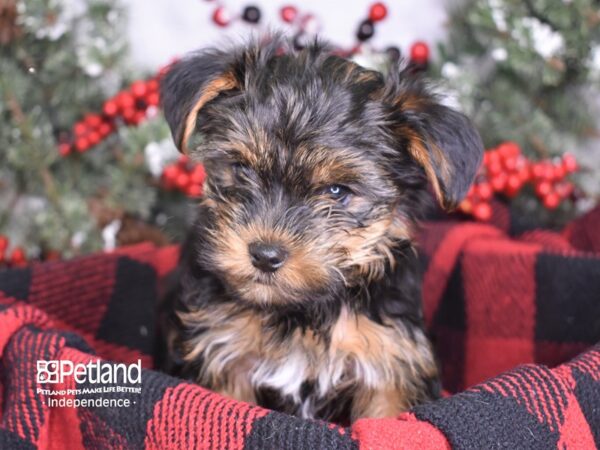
[320,184,352,203]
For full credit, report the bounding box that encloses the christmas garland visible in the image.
[459,142,578,221]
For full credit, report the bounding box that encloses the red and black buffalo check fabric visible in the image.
[0,206,599,449]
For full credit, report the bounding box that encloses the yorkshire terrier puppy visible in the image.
[159,36,483,423]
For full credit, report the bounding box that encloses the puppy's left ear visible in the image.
[160,50,240,153]
[390,85,484,210]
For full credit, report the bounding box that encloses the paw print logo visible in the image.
[37,360,59,383]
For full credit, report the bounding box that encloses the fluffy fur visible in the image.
[158,36,483,423]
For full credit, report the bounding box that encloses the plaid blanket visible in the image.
[0,207,599,449]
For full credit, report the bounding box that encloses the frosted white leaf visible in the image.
[302,15,321,35]
[107,10,119,24]
[591,46,600,71]
[491,47,508,61]
[102,219,121,251]
[441,62,460,78]
[71,230,87,248]
[32,0,86,40]
[351,50,386,72]
[144,139,179,178]
[439,90,462,111]
[576,197,596,214]
[146,106,159,119]
[93,37,107,51]
[521,17,564,58]
[84,62,103,77]
[36,22,68,40]
[489,0,508,32]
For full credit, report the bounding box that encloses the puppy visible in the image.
[159,36,483,423]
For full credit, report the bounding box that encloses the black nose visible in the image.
[248,242,288,273]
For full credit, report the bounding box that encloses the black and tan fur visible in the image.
[158,36,483,423]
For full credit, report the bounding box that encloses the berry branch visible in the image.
[459,142,578,221]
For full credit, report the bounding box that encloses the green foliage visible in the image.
[434,0,600,222]
[438,0,600,155]
[0,0,182,258]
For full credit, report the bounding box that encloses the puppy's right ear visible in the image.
[160,51,239,153]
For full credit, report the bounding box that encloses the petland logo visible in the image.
[37,360,142,385]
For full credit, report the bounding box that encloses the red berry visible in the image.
[369,2,388,22]
[505,174,522,197]
[553,164,565,180]
[122,107,136,123]
[517,164,531,182]
[473,202,492,221]
[514,155,527,170]
[186,184,203,197]
[212,6,231,27]
[162,166,179,189]
[562,153,578,173]
[190,164,206,184]
[531,163,545,180]
[490,173,507,191]
[84,114,102,128]
[178,155,190,167]
[280,5,298,23]
[466,184,475,199]
[535,180,552,197]
[10,247,26,267]
[410,41,429,64]
[498,141,520,158]
[103,100,119,117]
[475,182,493,200]
[58,143,71,156]
[555,181,574,198]
[147,79,159,92]
[133,110,146,124]
[157,63,171,79]
[73,122,88,137]
[99,122,113,137]
[176,172,190,189]
[146,92,160,106]
[484,150,500,167]
[482,152,490,166]
[0,235,8,252]
[131,80,148,98]
[502,156,517,172]
[87,131,101,146]
[75,137,90,152]
[117,92,135,110]
[487,160,503,176]
[163,165,178,180]
[542,163,555,181]
[459,199,472,213]
[543,192,560,210]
